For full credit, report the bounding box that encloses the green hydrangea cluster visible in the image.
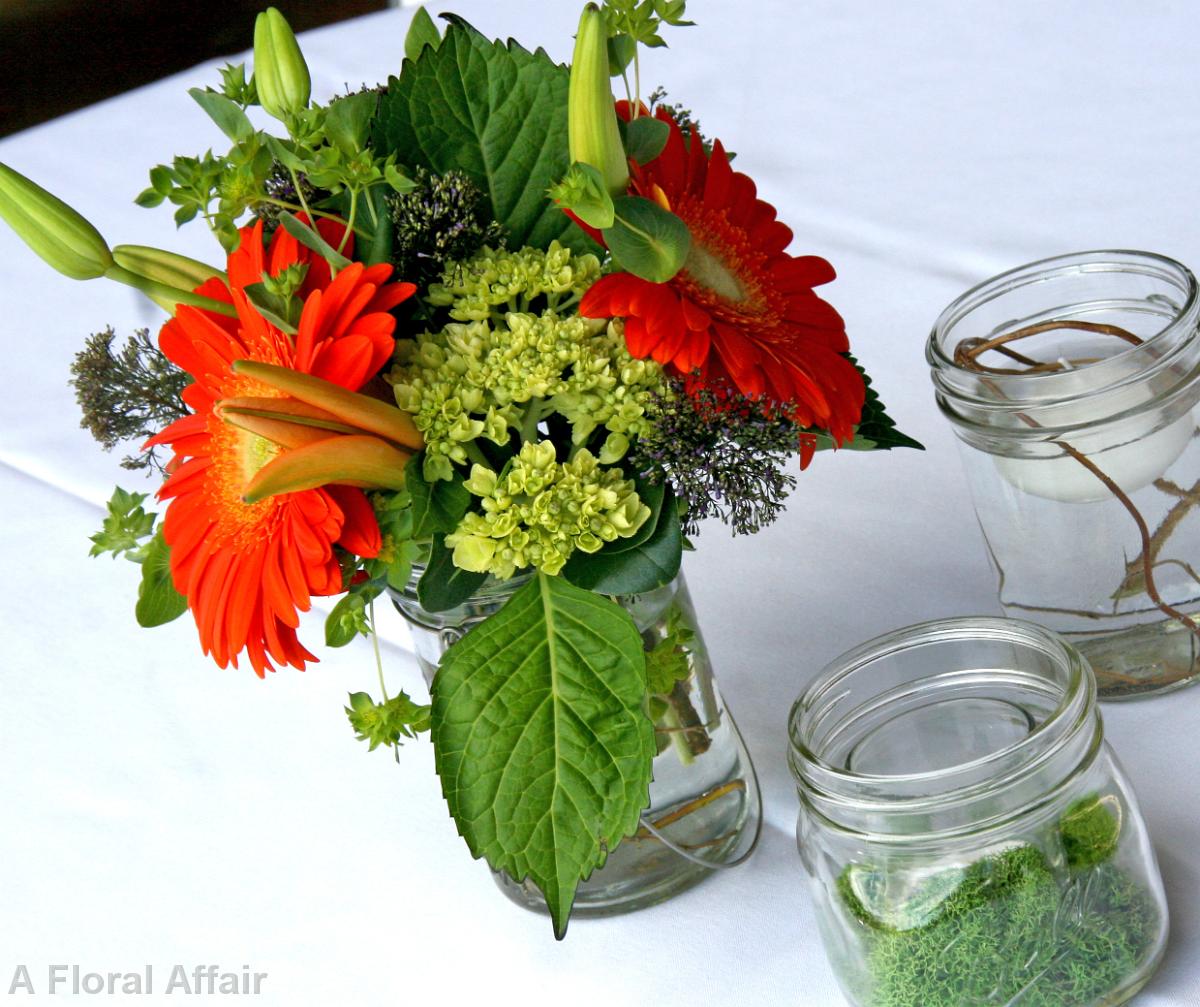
[444,441,652,579]
[837,795,1157,1007]
[390,243,670,482]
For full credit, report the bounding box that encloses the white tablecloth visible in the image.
[1,2,1197,1004]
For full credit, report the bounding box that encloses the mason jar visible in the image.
[788,617,1168,1007]
[390,570,761,915]
[928,251,1200,698]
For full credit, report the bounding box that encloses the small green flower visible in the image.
[445,442,651,579]
[389,243,670,482]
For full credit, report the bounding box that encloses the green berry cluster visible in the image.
[444,441,651,579]
[390,243,669,482]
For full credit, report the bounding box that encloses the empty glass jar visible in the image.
[390,570,761,916]
[928,251,1200,697]
[789,617,1168,1007]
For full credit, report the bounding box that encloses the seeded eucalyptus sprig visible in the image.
[71,327,188,474]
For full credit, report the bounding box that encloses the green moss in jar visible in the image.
[838,797,1159,1007]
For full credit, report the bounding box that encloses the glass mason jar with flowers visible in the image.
[0,2,918,936]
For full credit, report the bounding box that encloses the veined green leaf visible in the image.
[324,91,376,155]
[407,457,472,539]
[561,486,682,594]
[622,116,669,165]
[135,529,188,627]
[431,572,654,938]
[603,194,690,283]
[417,534,488,613]
[404,6,442,62]
[373,18,600,254]
[277,211,352,271]
[188,88,256,143]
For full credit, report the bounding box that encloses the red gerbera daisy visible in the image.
[579,106,865,445]
[145,219,416,676]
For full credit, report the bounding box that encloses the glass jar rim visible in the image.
[788,617,1098,831]
[927,250,1200,419]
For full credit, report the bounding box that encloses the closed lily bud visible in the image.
[112,245,224,313]
[0,162,113,280]
[253,7,311,122]
[569,4,629,196]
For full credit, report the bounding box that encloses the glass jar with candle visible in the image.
[928,251,1200,698]
[789,617,1168,1007]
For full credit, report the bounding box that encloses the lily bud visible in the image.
[0,162,113,280]
[569,4,629,197]
[112,245,224,313]
[253,7,311,122]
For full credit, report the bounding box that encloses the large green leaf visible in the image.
[431,573,654,938]
[373,17,597,254]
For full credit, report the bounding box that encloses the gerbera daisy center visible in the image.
[684,241,749,303]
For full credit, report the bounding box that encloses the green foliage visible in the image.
[135,528,188,627]
[406,458,472,539]
[71,327,189,473]
[346,690,431,753]
[602,194,690,283]
[644,605,695,695]
[1060,793,1122,870]
[548,162,616,230]
[602,0,694,53]
[840,802,1156,1007]
[325,491,420,647]
[430,572,654,938]
[621,116,670,164]
[417,535,487,613]
[90,487,157,560]
[373,18,597,254]
[138,59,411,254]
[838,356,924,453]
[561,483,682,594]
[404,6,442,63]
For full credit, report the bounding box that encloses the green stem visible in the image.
[633,50,641,116]
[337,188,358,255]
[519,398,546,444]
[287,165,315,224]
[659,703,696,766]
[369,600,388,702]
[105,264,237,318]
[464,441,492,469]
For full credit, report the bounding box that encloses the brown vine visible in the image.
[955,320,1200,655]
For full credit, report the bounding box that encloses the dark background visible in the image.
[0,0,389,137]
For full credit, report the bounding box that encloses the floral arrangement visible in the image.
[0,2,918,936]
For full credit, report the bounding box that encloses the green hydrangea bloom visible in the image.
[445,441,652,578]
[389,243,670,482]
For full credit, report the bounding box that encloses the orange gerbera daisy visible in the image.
[146,218,416,676]
[579,106,865,445]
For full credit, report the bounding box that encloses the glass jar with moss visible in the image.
[788,617,1168,1007]
[391,570,761,916]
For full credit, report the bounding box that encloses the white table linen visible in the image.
[1,2,1197,1004]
